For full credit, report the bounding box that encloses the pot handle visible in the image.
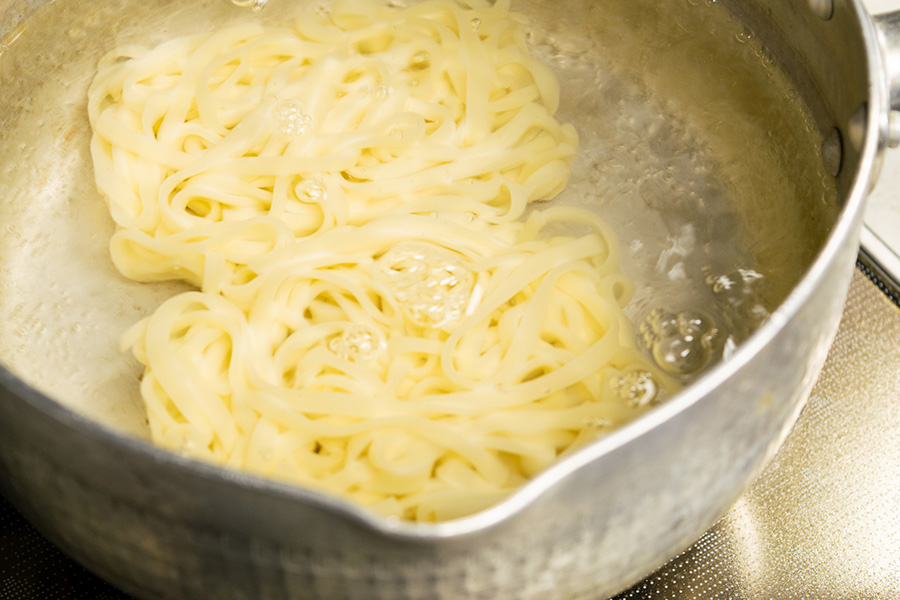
[874,10,900,146]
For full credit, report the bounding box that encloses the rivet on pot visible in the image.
[888,110,900,149]
[820,127,843,177]
[848,104,868,152]
[808,0,834,20]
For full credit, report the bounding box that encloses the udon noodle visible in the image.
[88,0,676,521]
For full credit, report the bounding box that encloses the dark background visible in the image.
[0,493,130,600]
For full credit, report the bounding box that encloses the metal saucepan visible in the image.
[0,0,898,598]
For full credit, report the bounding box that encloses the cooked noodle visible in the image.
[89,0,675,521]
[88,0,577,289]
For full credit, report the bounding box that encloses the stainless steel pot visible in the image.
[0,1,898,598]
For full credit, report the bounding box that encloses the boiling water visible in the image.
[524,0,838,380]
[0,0,837,435]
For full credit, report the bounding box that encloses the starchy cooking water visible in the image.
[0,0,837,435]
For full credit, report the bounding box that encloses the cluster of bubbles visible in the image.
[613,370,660,408]
[734,28,754,44]
[328,324,384,362]
[634,267,768,386]
[706,268,768,319]
[376,243,475,329]
[273,100,314,137]
[640,309,719,377]
[707,268,770,360]
[581,416,612,431]
[371,83,393,100]
[354,83,394,100]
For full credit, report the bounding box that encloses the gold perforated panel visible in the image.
[616,270,900,598]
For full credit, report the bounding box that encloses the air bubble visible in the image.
[377,243,475,329]
[372,83,393,99]
[582,416,611,431]
[410,51,430,70]
[328,324,384,362]
[707,268,763,309]
[273,100,313,137]
[229,0,268,11]
[295,179,327,203]
[614,370,659,407]
[640,309,718,376]
[174,431,197,456]
[389,122,415,141]
[470,17,483,31]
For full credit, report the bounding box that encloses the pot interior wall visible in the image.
[0,0,843,438]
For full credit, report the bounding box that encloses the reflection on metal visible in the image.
[808,0,835,20]
[848,103,870,151]
[889,110,900,147]
[821,126,844,176]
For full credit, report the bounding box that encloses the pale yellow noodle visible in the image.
[88,0,578,289]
